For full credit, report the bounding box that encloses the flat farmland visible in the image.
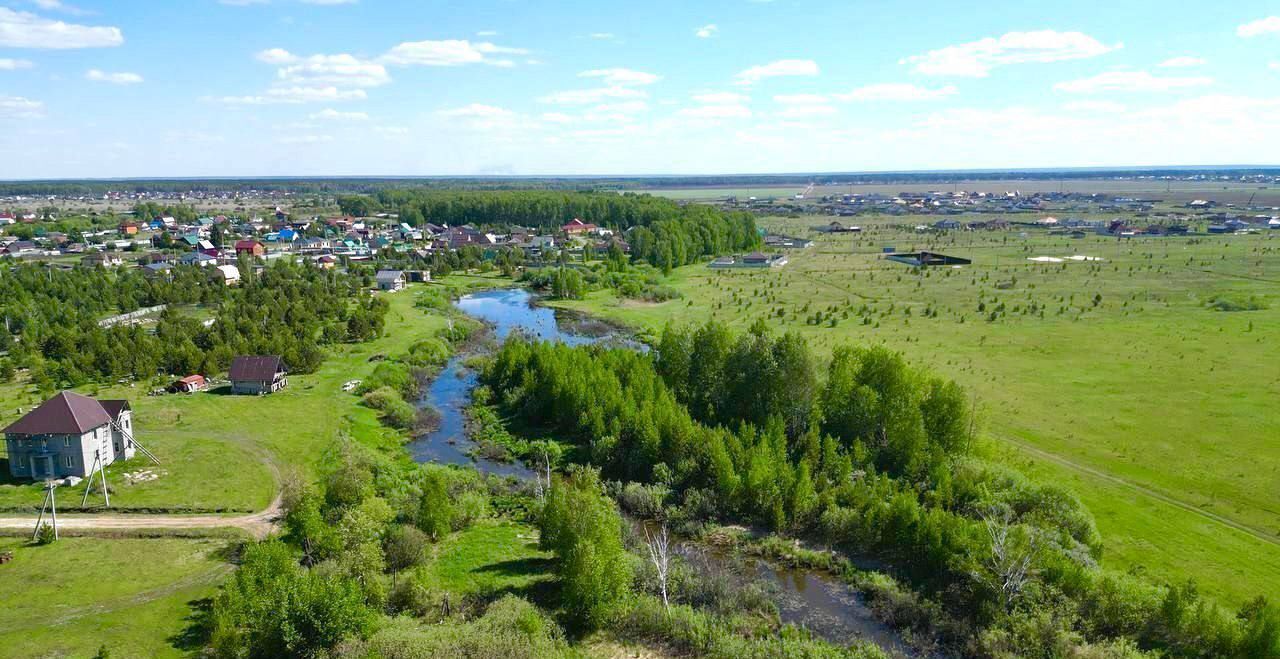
[550,217,1280,607]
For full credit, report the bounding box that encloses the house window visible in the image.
[40,438,47,449]
[62,455,74,468]
[63,437,73,447]
[14,455,24,468]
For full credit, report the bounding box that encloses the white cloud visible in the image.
[1054,71,1212,94]
[277,53,389,88]
[733,59,819,86]
[256,47,297,64]
[1237,16,1280,38]
[695,24,718,38]
[539,86,647,104]
[1159,56,1204,68]
[835,83,957,101]
[773,93,829,104]
[211,86,368,105]
[778,104,836,118]
[86,69,143,84]
[540,112,574,123]
[0,95,44,118]
[438,104,514,119]
[218,0,269,5]
[1271,62,1280,71]
[588,32,616,40]
[680,91,753,118]
[300,0,357,4]
[381,40,528,67]
[1064,100,1126,113]
[373,125,409,135]
[0,58,34,70]
[902,30,1120,77]
[310,108,369,120]
[477,30,498,37]
[276,134,333,144]
[0,7,123,49]
[693,92,749,104]
[578,68,661,86]
[678,104,752,118]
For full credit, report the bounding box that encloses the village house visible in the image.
[234,239,266,257]
[172,374,207,393]
[81,251,125,268]
[561,218,598,236]
[376,269,407,291]
[215,264,241,286]
[229,356,288,395]
[118,222,140,236]
[4,391,136,480]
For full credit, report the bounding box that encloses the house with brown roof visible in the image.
[3,391,136,480]
[229,356,288,395]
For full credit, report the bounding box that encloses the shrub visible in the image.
[1207,294,1268,312]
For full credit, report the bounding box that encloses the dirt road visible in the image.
[0,491,282,540]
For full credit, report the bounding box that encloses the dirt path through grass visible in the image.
[1001,434,1280,548]
[0,489,282,539]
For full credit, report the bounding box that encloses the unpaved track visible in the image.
[1001,435,1280,549]
[0,490,282,540]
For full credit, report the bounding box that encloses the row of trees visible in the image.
[481,322,1280,658]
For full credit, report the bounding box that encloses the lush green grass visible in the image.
[549,217,1280,607]
[0,276,511,513]
[0,536,230,658]
[416,520,555,601]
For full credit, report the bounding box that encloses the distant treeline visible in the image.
[5,167,1279,196]
[350,191,761,272]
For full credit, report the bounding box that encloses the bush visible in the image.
[1207,294,1268,312]
[334,595,571,659]
[35,522,55,545]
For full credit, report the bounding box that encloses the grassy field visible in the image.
[416,520,555,602]
[0,536,232,658]
[549,217,1280,607]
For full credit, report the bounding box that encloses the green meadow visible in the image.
[549,216,1280,607]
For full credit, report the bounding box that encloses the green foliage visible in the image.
[0,260,384,385]
[34,522,55,545]
[416,467,454,541]
[1206,293,1268,312]
[539,467,633,629]
[332,596,572,658]
[209,540,375,659]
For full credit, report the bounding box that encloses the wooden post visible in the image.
[49,482,57,540]
[31,484,48,541]
[81,453,100,507]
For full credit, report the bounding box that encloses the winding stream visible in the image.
[408,287,921,656]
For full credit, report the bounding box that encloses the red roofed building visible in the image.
[562,218,598,235]
[234,240,266,257]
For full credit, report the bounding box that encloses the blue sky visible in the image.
[1,0,1279,178]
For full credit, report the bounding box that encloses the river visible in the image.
[407,287,922,656]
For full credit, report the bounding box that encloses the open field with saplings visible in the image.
[0,276,507,514]
[0,536,232,658]
[547,215,1280,607]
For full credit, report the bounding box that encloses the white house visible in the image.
[4,391,135,480]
